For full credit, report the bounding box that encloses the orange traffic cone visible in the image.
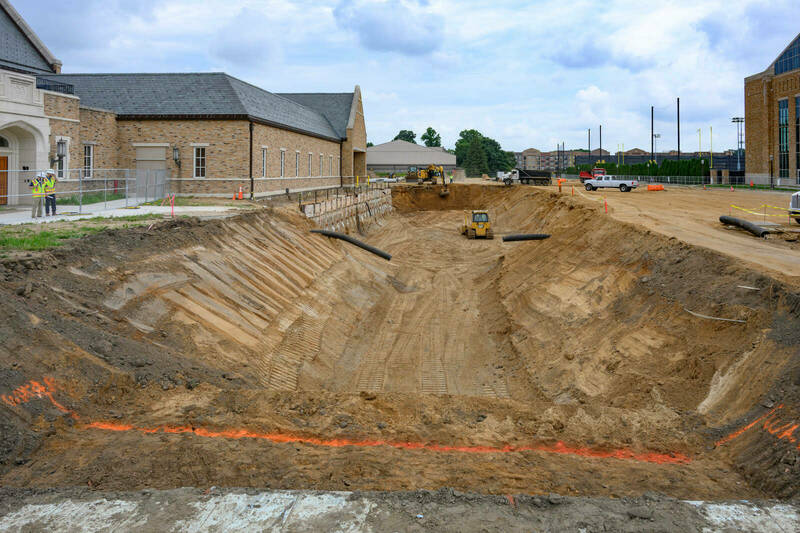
[750,181,754,188]
[238,186,244,200]
[730,185,733,192]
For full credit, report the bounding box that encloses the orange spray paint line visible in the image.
[571,186,574,196]
[604,198,607,214]
[82,420,690,465]
[715,404,783,446]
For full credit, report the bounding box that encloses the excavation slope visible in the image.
[0,185,798,499]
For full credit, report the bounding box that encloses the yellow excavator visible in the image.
[407,165,444,184]
[461,210,493,239]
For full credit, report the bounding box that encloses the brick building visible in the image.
[0,0,366,205]
[745,33,800,185]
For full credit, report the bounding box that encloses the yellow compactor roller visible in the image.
[461,210,494,239]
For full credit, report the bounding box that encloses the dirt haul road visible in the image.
[546,181,800,283]
[0,184,798,503]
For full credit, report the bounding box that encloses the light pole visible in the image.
[710,126,713,169]
[697,129,702,159]
[653,134,661,164]
[731,117,744,172]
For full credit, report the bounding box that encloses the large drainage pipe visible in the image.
[502,234,551,242]
[719,216,768,238]
[311,229,392,261]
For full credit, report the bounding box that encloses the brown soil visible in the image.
[1,184,798,500]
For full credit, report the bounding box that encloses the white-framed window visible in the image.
[262,148,268,177]
[193,147,206,178]
[319,154,323,176]
[83,144,93,178]
[280,150,285,177]
[295,151,300,177]
[329,155,333,176]
[308,153,312,177]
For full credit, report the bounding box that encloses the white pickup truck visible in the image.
[584,175,638,192]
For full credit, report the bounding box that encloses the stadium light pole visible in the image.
[677,97,681,162]
[653,134,661,164]
[732,117,744,171]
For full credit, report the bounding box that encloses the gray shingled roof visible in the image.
[50,72,348,141]
[0,2,55,74]
[278,93,354,139]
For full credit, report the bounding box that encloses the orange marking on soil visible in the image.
[81,420,690,465]
[1,378,77,419]
[506,494,516,507]
[715,405,783,446]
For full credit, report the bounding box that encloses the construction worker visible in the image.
[29,173,45,218]
[44,169,57,216]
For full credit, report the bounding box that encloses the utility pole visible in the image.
[710,126,713,169]
[650,106,654,174]
[677,97,681,162]
[588,128,591,168]
[697,129,702,158]
[599,125,602,163]
[732,117,744,171]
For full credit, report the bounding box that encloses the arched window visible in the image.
[0,136,8,148]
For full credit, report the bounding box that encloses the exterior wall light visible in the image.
[56,139,67,159]
[173,146,181,168]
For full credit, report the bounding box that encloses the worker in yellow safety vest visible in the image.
[30,173,45,218]
[44,168,58,216]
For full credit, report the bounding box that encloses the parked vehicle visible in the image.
[790,191,800,224]
[584,175,638,192]
[579,167,607,183]
[499,169,552,186]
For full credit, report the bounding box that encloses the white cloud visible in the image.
[14,0,800,152]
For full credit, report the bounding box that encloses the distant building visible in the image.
[745,32,800,184]
[366,140,456,173]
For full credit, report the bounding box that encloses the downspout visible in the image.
[249,121,254,199]
[339,140,343,188]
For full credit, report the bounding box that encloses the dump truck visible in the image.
[461,210,494,239]
[497,169,552,186]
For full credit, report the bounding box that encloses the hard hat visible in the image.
[36,172,46,178]
[46,168,55,175]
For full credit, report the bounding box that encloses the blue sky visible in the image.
[16,0,800,152]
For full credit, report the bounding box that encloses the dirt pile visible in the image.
[0,185,798,499]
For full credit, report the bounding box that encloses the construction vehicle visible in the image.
[406,165,444,184]
[790,191,800,224]
[461,210,494,239]
[500,168,552,186]
[579,167,606,183]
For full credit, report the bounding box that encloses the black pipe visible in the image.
[248,121,254,200]
[502,234,551,242]
[311,229,391,260]
[719,216,767,238]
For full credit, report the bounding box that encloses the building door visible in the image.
[134,146,167,203]
[0,156,7,206]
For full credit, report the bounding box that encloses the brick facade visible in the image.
[745,40,800,184]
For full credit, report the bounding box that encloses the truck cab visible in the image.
[790,192,800,224]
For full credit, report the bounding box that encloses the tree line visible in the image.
[567,158,712,177]
[385,128,515,177]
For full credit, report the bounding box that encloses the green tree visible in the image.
[421,127,442,147]
[454,129,514,174]
[393,130,416,143]
[366,142,374,148]
[464,139,489,177]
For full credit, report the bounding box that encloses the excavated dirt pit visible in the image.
[1,184,798,501]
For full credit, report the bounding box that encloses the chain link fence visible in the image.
[0,169,168,213]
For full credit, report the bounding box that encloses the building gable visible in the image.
[0,0,60,74]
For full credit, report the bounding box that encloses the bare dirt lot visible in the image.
[0,184,798,505]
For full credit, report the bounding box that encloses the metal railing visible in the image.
[0,168,167,214]
[35,77,75,95]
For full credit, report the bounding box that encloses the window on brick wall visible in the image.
[308,153,312,177]
[193,147,206,178]
[329,156,333,176]
[262,148,267,178]
[319,154,323,176]
[83,145,93,178]
[280,150,285,177]
[337,157,340,176]
[796,97,800,183]
[779,99,789,179]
